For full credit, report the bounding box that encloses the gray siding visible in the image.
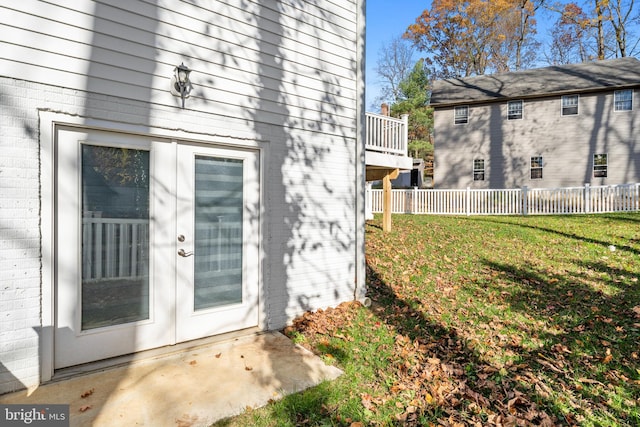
[434,90,640,189]
[0,0,364,394]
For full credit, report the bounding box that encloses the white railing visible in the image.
[365,112,408,156]
[369,183,640,216]
[82,217,149,281]
[82,216,243,282]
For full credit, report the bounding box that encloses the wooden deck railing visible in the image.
[365,112,408,156]
[368,183,640,216]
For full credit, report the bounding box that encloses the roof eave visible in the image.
[430,83,640,108]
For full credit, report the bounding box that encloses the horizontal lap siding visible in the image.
[1,0,358,134]
[435,91,639,189]
[0,0,362,393]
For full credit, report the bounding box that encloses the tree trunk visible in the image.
[595,0,606,60]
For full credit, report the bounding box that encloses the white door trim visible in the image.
[39,112,266,382]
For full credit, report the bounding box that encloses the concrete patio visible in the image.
[0,332,342,426]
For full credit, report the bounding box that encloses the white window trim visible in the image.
[507,100,524,120]
[593,153,608,178]
[530,156,543,180]
[614,89,633,112]
[561,94,579,116]
[473,159,485,181]
[454,105,469,125]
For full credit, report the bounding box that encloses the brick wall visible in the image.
[1,78,43,393]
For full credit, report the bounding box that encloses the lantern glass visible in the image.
[175,63,190,85]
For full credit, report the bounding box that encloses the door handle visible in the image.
[178,248,194,257]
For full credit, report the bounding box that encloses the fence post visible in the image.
[584,183,590,214]
[522,185,528,216]
[466,187,470,216]
[365,182,373,220]
[413,186,418,214]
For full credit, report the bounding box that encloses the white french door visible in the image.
[175,144,260,342]
[54,128,260,369]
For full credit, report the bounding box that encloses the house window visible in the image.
[594,153,608,177]
[614,89,632,111]
[454,106,469,124]
[508,100,523,120]
[473,159,485,181]
[530,156,543,179]
[562,95,579,115]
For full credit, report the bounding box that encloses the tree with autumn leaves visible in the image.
[549,0,639,63]
[404,0,544,78]
[402,0,640,79]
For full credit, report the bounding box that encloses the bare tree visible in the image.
[374,36,416,105]
[547,2,593,63]
[545,0,640,63]
[606,0,636,57]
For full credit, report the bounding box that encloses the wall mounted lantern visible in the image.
[170,62,192,109]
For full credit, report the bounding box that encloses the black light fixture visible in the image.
[171,62,192,108]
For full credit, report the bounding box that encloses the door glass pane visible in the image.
[194,156,243,310]
[81,145,150,330]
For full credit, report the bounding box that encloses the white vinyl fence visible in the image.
[82,217,149,281]
[368,183,640,216]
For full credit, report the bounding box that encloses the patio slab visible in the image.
[0,331,342,426]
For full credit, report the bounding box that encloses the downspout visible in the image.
[354,0,367,303]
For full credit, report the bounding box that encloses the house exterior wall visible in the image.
[434,89,640,189]
[0,0,365,394]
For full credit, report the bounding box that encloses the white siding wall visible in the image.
[0,0,364,394]
[434,90,640,189]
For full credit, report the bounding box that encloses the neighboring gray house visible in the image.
[431,57,640,189]
[0,1,366,394]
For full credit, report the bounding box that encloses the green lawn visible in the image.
[215,213,640,426]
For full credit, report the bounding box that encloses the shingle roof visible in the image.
[430,57,640,106]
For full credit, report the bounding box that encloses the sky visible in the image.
[365,0,430,111]
[363,0,564,111]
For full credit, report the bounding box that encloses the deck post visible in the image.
[382,169,399,232]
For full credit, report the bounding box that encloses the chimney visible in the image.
[381,103,389,116]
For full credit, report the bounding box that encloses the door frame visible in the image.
[39,112,266,382]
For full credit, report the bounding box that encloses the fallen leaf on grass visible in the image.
[536,358,563,373]
[603,348,613,364]
[577,377,604,385]
[360,393,376,411]
[632,306,640,319]
[507,395,528,415]
[80,388,94,398]
[551,343,571,354]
